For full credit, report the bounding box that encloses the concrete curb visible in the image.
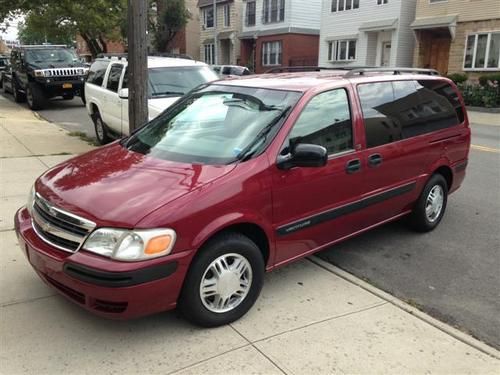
[308,256,500,360]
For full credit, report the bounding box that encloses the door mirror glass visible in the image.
[118,88,129,99]
[277,143,328,170]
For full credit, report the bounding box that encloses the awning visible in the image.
[217,31,234,40]
[410,15,458,39]
[359,18,398,32]
[238,31,259,40]
[202,38,215,45]
[325,34,358,41]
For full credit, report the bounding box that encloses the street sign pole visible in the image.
[128,0,149,133]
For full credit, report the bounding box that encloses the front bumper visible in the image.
[14,207,195,319]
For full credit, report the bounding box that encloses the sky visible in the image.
[0,16,23,41]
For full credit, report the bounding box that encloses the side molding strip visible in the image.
[276,182,417,236]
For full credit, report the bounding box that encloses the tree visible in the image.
[153,0,190,53]
[1,0,127,57]
[17,11,73,45]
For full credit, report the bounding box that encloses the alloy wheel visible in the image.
[425,185,444,223]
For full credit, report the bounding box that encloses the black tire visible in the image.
[93,111,112,145]
[13,80,26,103]
[62,93,74,100]
[0,76,3,89]
[26,82,47,110]
[408,174,448,232]
[179,233,265,327]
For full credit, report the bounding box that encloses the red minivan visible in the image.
[15,68,470,326]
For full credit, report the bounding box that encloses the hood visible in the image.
[148,96,181,120]
[36,143,236,227]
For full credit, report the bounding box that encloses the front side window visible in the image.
[106,64,123,93]
[331,0,359,12]
[328,40,356,61]
[464,32,500,70]
[284,89,353,155]
[204,44,215,65]
[263,0,285,23]
[124,85,302,164]
[246,1,256,26]
[262,41,282,66]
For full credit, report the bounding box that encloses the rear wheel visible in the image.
[408,174,448,232]
[93,111,111,145]
[179,233,265,327]
[26,83,47,110]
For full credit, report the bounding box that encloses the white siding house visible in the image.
[319,0,417,67]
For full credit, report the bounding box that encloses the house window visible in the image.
[246,1,256,26]
[262,41,282,66]
[464,32,500,70]
[203,7,214,29]
[204,44,215,65]
[376,0,388,4]
[223,4,231,27]
[328,40,357,61]
[429,0,447,3]
[331,0,359,12]
[263,0,285,24]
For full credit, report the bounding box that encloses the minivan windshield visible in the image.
[125,85,302,164]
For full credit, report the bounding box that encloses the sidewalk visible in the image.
[468,110,500,126]
[1,96,499,374]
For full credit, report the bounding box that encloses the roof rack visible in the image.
[97,53,128,60]
[149,52,193,60]
[345,67,440,77]
[17,44,69,49]
[264,66,362,74]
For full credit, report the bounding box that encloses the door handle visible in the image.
[368,153,383,167]
[346,159,361,174]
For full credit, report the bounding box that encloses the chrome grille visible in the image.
[31,193,96,253]
[42,68,86,77]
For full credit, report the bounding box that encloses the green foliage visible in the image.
[446,73,468,85]
[1,0,127,57]
[18,11,73,45]
[153,0,190,52]
[478,73,500,87]
[458,82,500,108]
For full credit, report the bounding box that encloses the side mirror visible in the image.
[277,143,328,170]
[118,88,129,99]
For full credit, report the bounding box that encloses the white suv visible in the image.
[84,55,219,144]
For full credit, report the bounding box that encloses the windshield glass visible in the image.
[125,85,302,164]
[148,66,219,97]
[25,48,78,64]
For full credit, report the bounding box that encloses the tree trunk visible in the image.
[81,32,103,58]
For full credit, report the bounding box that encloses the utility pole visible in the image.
[127,0,149,133]
[213,0,218,65]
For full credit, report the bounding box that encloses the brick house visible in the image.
[411,0,500,76]
[318,0,417,68]
[198,0,243,65]
[157,0,201,60]
[75,34,125,61]
[239,0,322,73]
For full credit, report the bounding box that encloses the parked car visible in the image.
[212,64,251,77]
[5,45,88,109]
[84,55,219,144]
[15,68,470,327]
[0,54,10,89]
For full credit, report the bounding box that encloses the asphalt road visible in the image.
[2,91,500,349]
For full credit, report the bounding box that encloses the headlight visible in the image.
[83,228,176,261]
[34,70,45,77]
[27,185,36,216]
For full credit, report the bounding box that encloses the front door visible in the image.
[271,88,366,266]
[381,42,391,67]
[428,38,450,74]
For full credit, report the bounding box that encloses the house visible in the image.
[198,0,243,65]
[157,0,201,60]
[318,0,417,68]
[239,0,322,73]
[411,0,500,76]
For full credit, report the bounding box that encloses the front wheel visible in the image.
[26,83,47,110]
[408,174,448,232]
[179,233,265,327]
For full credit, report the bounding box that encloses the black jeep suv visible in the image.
[8,45,88,109]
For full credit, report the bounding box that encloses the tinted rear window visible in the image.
[358,80,462,148]
[87,60,110,86]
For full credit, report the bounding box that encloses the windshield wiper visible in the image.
[152,91,184,97]
[235,106,292,162]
